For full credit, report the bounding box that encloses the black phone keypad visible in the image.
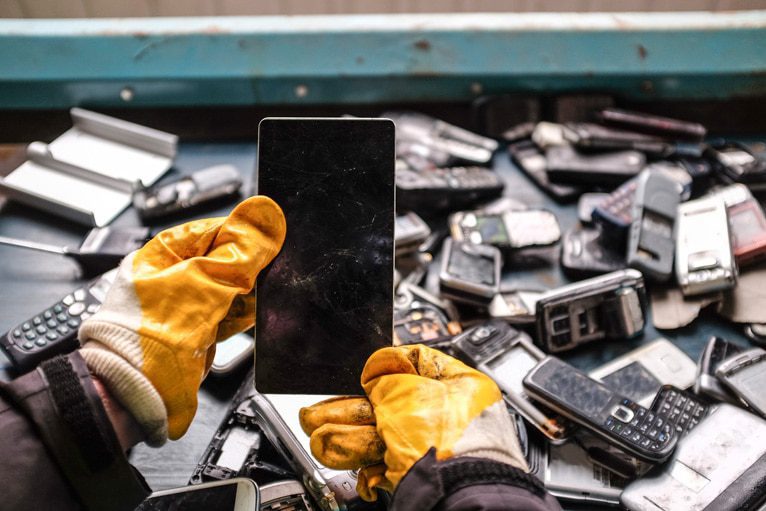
[8,288,98,353]
[603,399,673,452]
[652,387,708,437]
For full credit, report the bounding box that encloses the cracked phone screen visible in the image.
[255,118,395,394]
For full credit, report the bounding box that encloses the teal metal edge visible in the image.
[0,12,764,108]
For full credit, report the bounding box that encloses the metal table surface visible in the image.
[0,139,757,509]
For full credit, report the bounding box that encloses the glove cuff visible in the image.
[80,343,168,446]
[450,400,529,472]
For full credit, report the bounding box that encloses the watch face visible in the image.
[256,119,395,394]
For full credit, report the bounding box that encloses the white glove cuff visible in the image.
[80,342,168,446]
[452,400,530,472]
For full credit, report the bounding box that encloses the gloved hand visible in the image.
[79,196,286,445]
[299,344,528,501]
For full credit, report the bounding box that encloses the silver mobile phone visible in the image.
[135,478,258,511]
[715,347,766,418]
[210,333,255,376]
[589,339,697,408]
[450,321,570,443]
[249,392,377,511]
[438,238,501,306]
[534,269,646,353]
[395,212,431,257]
[675,195,737,296]
[260,480,316,511]
[449,209,560,250]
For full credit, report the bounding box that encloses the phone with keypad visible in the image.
[650,385,709,439]
[1,269,117,373]
[524,356,678,463]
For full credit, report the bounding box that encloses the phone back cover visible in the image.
[255,118,394,394]
[620,404,766,511]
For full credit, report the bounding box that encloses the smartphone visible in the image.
[210,333,255,376]
[589,339,698,408]
[438,238,501,306]
[534,269,646,353]
[524,356,678,463]
[675,195,737,296]
[135,479,258,511]
[249,392,384,511]
[449,321,569,442]
[255,118,394,395]
[715,348,766,418]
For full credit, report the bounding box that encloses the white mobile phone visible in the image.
[135,478,258,511]
[589,338,697,407]
[211,333,254,376]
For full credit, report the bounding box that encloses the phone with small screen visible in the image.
[255,118,395,395]
[524,356,678,463]
[135,478,258,511]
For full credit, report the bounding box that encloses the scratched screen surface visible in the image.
[255,118,395,394]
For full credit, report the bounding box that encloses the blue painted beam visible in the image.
[0,12,764,108]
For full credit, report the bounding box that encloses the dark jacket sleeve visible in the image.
[0,352,150,511]
[390,449,562,511]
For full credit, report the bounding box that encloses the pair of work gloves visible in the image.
[78,196,527,500]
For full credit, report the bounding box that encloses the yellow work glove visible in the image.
[79,197,286,445]
[299,344,528,501]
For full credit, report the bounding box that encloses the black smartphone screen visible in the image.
[255,118,395,394]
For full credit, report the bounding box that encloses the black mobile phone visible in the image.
[255,118,394,395]
[560,226,625,278]
[524,356,678,463]
[534,269,646,354]
[597,108,706,142]
[627,170,680,282]
[507,140,582,203]
[650,385,709,439]
[591,178,638,243]
[438,238,501,306]
[135,479,259,511]
[566,122,673,156]
[1,269,117,373]
[133,164,242,220]
[545,145,645,186]
[395,165,505,213]
[707,141,766,190]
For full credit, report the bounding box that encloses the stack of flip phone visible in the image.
[188,110,766,511]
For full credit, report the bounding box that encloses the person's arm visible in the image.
[391,449,561,511]
[300,345,563,511]
[0,352,150,510]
